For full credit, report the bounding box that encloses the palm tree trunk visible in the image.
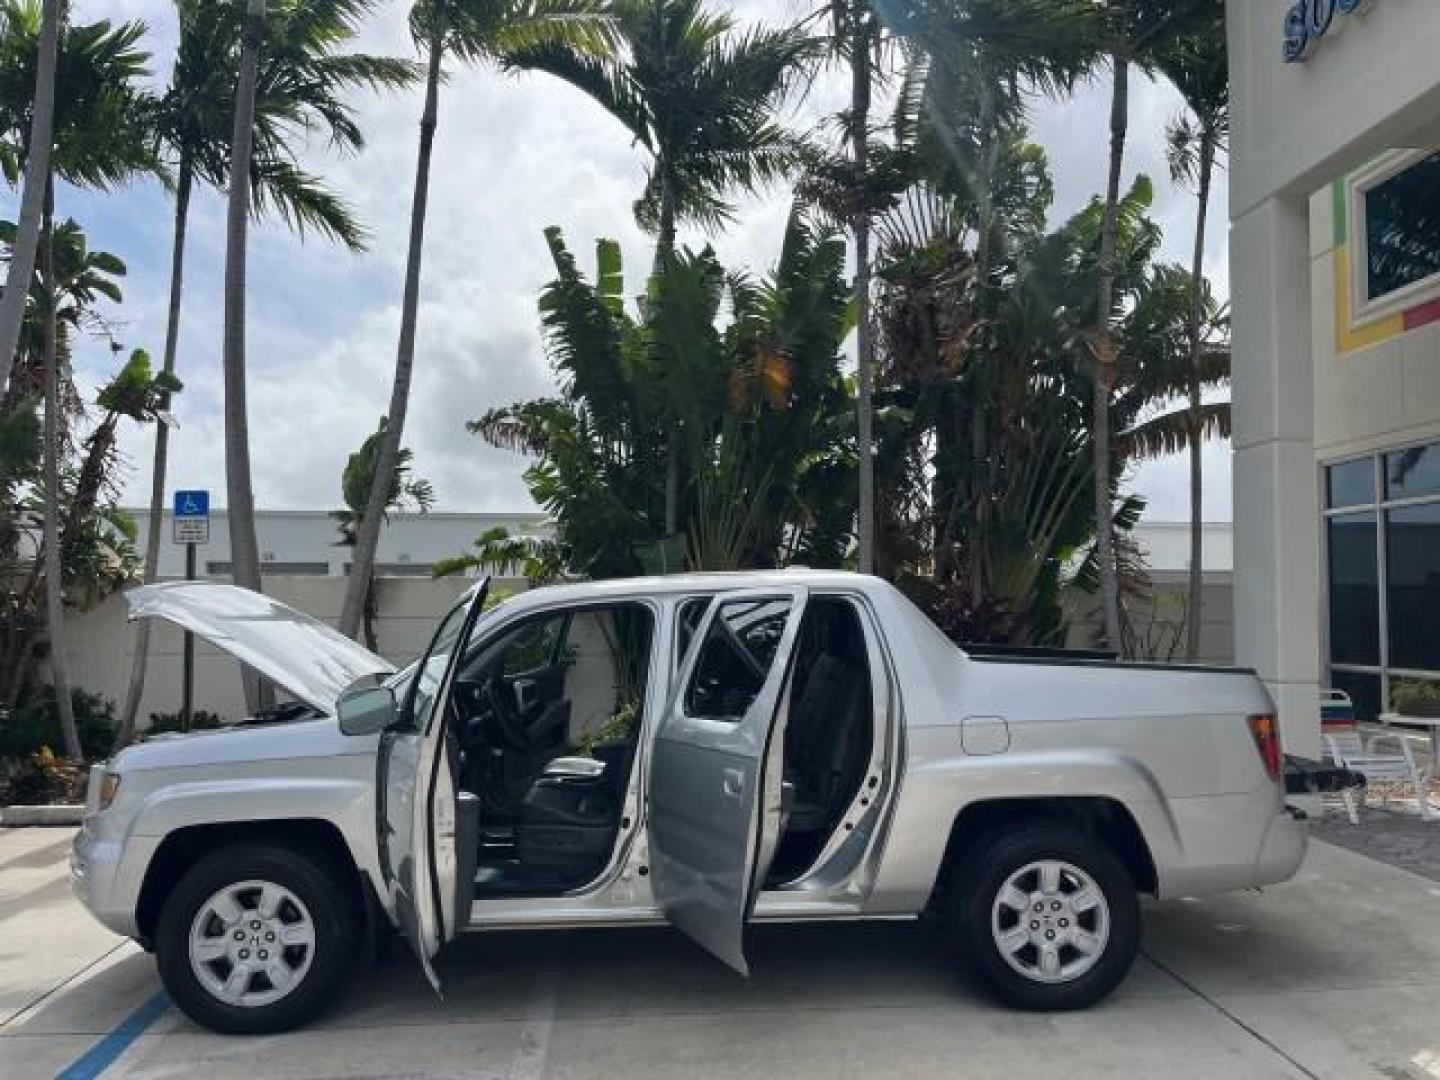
[852,13,875,576]
[657,166,681,543]
[40,182,80,761]
[0,0,60,396]
[966,75,1001,601]
[1184,134,1215,662]
[1092,50,1128,652]
[339,26,442,639]
[114,157,193,751]
[224,0,267,709]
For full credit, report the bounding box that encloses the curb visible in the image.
[0,804,85,826]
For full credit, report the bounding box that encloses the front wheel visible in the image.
[947,825,1140,1011]
[155,844,359,1034]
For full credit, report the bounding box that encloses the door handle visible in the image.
[722,768,745,799]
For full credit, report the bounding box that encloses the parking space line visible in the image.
[1142,948,1322,1080]
[54,991,170,1080]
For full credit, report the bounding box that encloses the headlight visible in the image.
[97,770,122,812]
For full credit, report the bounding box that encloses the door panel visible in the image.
[649,587,809,974]
[378,577,490,992]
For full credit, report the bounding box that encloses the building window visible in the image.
[1324,442,1440,720]
[1363,151,1440,302]
[205,561,329,576]
[344,562,437,578]
[1351,150,1440,323]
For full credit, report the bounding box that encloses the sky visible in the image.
[11,0,1236,527]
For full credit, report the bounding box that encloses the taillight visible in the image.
[1248,714,1283,782]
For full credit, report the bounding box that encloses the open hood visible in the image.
[126,581,395,715]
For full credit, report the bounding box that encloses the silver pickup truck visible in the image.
[71,571,1309,1034]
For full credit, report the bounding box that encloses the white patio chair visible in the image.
[1322,692,1436,823]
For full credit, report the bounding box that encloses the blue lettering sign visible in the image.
[1284,0,1371,63]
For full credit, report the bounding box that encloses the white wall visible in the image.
[132,510,552,579]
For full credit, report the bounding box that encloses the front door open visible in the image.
[648,585,809,974]
[377,577,490,992]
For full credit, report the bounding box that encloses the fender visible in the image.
[128,777,388,915]
[867,746,1184,914]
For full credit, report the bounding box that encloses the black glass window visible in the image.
[1365,152,1440,300]
[1386,504,1440,671]
[1385,442,1440,502]
[1327,512,1380,667]
[1330,670,1382,725]
[685,598,791,720]
[1326,458,1375,509]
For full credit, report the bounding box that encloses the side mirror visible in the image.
[336,684,397,737]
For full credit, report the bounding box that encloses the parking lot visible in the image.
[3,827,1440,1079]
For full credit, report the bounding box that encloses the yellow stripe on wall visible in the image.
[1335,245,1404,354]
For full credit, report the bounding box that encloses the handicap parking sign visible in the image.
[173,490,210,544]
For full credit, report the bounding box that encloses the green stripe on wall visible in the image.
[1333,179,1348,247]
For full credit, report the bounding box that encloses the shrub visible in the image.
[1,746,88,805]
[1392,679,1440,718]
[145,710,226,736]
[0,685,116,761]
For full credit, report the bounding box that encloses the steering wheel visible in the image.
[482,674,537,752]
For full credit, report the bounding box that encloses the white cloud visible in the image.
[13,0,1233,525]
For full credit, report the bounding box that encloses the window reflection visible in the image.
[1366,151,1440,300]
[1387,503,1440,671]
[1385,443,1440,501]
[1327,458,1375,509]
[1327,512,1380,667]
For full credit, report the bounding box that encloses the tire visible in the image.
[946,825,1140,1011]
[155,843,360,1035]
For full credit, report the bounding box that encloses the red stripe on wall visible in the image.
[1403,295,1440,331]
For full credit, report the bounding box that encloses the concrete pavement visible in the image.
[2,827,1439,1079]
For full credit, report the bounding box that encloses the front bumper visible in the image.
[70,822,150,940]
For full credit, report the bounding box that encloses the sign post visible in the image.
[173,491,210,731]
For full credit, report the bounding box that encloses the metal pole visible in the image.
[182,542,195,732]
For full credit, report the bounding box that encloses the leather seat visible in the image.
[784,653,869,835]
[516,762,618,876]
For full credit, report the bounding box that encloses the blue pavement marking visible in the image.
[55,991,170,1080]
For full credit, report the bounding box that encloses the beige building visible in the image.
[1229,0,1440,751]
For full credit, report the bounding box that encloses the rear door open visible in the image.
[648,586,809,974]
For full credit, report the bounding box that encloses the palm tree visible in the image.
[1086,0,1215,651]
[114,0,417,749]
[1157,16,1227,661]
[503,0,815,545]
[1,4,159,757]
[337,0,615,641]
[333,418,434,651]
[222,0,266,713]
[0,0,58,397]
[818,1,883,575]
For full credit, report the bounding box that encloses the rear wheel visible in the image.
[155,844,359,1034]
[947,825,1140,1010]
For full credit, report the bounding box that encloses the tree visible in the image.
[473,208,856,579]
[0,217,149,751]
[0,0,57,397]
[0,4,159,756]
[337,0,616,642]
[115,0,418,750]
[333,418,434,651]
[1083,0,1215,650]
[221,0,267,713]
[1157,12,1227,661]
[507,0,816,542]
